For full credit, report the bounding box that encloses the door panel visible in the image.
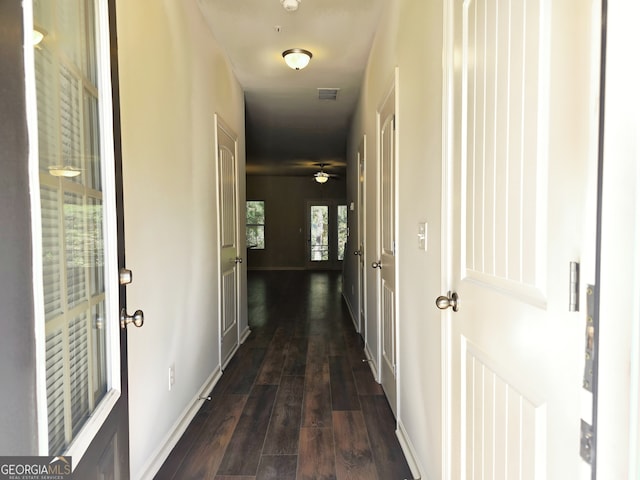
[378,77,397,416]
[445,0,594,477]
[31,0,130,474]
[217,116,240,368]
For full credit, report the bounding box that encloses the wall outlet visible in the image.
[168,364,175,391]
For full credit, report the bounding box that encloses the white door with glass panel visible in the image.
[375,76,398,416]
[307,202,348,268]
[216,115,241,368]
[31,0,134,476]
[356,138,366,335]
[443,0,594,477]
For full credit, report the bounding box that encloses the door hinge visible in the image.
[569,261,580,311]
[580,419,594,465]
[583,285,595,392]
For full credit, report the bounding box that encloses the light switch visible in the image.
[418,222,427,251]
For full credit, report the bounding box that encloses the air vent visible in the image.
[317,88,340,101]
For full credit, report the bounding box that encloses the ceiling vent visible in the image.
[317,88,339,101]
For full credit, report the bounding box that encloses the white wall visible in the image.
[346,1,445,478]
[115,0,246,477]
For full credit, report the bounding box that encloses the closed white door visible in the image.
[376,77,398,416]
[216,115,240,368]
[443,0,596,478]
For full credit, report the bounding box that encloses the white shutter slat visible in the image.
[46,331,66,455]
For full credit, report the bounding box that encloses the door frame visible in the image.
[356,135,367,336]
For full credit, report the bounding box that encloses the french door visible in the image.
[30,0,132,475]
[307,201,347,269]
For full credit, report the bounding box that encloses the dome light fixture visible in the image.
[282,48,312,70]
[314,171,330,184]
[281,0,301,12]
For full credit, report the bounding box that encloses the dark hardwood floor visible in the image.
[155,270,413,480]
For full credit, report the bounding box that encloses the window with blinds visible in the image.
[34,0,109,456]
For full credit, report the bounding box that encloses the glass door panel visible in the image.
[310,205,329,261]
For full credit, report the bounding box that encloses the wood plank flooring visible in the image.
[155,270,413,480]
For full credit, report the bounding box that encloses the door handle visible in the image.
[435,291,459,312]
[371,260,382,269]
[234,256,243,264]
[354,250,362,256]
[120,308,144,328]
[119,268,133,285]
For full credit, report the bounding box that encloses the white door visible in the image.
[356,137,366,335]
[443,0,596,478]
[29,0,133,475]
[216,115,240,368]
[376,77,398,416]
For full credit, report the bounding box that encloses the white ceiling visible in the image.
[196,0,385,177]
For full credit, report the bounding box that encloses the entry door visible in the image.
[31,0,132,476]
[356,137,366,335]
[376,77,397,416]
[216,115,240,368]
[443,0,594,477]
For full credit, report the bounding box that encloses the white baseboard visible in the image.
[239,326,251,344]
[136,366,223,480]
[342,293,359,333]
[363,342,379,382]
[396,419,425,480]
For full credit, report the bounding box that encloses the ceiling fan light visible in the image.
[282,48,312,70]
[314,171,329,184]
[280,0,301,12]
[48,165,82,178]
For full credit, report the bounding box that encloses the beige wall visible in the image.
[115,0,246,477]
[246,175,346,270]
[344,1,445,478]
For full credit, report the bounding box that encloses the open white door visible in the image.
[375,73,398,416]
[28,0,133,475]
[443,0,598,478]
[216,115,241,369]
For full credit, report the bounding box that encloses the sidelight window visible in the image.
[246,200,265,249]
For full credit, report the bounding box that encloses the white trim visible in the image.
[23,0,49,455]
[342,292,359,332]
[135,367,223,480]
[239,326,252,344]
[396,419,424,479]
[440,1,455,478]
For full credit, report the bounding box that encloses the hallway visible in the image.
[155,270,412,480]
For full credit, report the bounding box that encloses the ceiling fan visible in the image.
[313,163,339,184]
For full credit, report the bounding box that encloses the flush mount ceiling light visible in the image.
[281,0,301,12]
[282,48,312,70]
[48,165,82,178]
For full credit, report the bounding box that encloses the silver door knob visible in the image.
[371,260,382,269]
[436,291,459,312]
[234,256,243,264]
[120,308,144,328]
[354,250,362,256]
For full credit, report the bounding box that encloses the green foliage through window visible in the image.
[246,201,265,249]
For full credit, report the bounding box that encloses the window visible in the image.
[34,0,111,455]
[310,205,329,261]
[337,204,347,260]
[246,201,265,249]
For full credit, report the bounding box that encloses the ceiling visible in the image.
[196,0,386,178]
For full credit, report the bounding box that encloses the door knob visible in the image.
[371,260,382,269]
[435,291,459,312]
[354,250,362,256]
[120,308,144,329]
[234,256,243,264]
